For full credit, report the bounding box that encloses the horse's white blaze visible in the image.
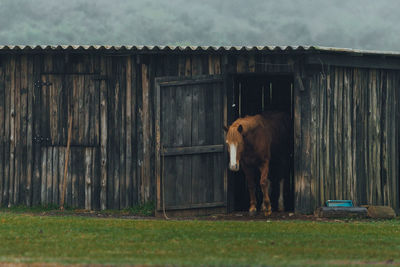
[229,144,238,170]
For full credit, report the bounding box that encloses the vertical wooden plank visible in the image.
[71,150,78,208]
[78,74,85,145]
[3,56,10,206]
[32,55,42,206]
[72,75,79,146]
[375,70,382,205]
[119,58,127,209]
[65,75,73,208]
[58,146,64,207]
[368,69,375,205]
[324,69,331,201]
[100,56,107,210]
[164,86,177,207]
[318,72,325,206]
[204,83,214,203]
[49,76,58,145]
[389,72,398,210]
[332,67,339,200]
[395,73,400,211]
[84,148,92,210]
[9,55,16,207]
[92,148,98,210]
[141,63,151,202]
[310,73,317,209]
[344,68,352,202]
[390,71,396,209]
[113,64,121,209]
[293,67,302,212]
[236,55,247,73]
[178,56,186,77]
[0,56,4,206]
[355,69,365,205]
[185,57,192,77]
[389,71,395,208]
[353,68,359,204]
[19,55,29,205]
[66,145,72,207]
[125,56,133,207]
[301,75,312,212]
[106,57,114,209]
[213,81,224,203]
[83,75,91,145]
[315,72,321,207]
[26,55,34,206]
[155,79,161,210]
[131,57,138,206]
[40,147,47,205]
[14,56,21,205]
[52,146,58,205]
[46,145,53,204]
[329,67,335,201]
[362,69,369,205]
[180,85,192,206]
[191,56,203,76]
[381,71,388,206]
[94,79,100,147]
[338,68,344,200]
[248,55,255,73]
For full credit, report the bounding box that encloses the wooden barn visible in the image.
[0,45,399,215]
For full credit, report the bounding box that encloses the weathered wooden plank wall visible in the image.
[0,51,399,214]
[296,66,400,213]
[0,52,228,210]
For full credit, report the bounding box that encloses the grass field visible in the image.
[0,210,399,266]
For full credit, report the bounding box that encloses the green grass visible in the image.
[0,212,399,266]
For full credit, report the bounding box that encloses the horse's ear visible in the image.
[223,125,228,132]
[237,124,243,133]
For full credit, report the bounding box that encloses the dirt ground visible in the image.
[18,209,359,223]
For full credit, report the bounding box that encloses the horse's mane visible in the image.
[227,115,265,143]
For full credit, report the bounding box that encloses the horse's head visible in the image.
[224,123,245,172]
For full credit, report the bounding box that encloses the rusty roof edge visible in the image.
[0,45,400,56]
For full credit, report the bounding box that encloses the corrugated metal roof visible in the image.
[0,45,400,56]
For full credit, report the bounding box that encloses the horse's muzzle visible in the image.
[229,164,240,172]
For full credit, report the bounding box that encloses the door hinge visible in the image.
[34,80,53,88]
[33,135,51,144]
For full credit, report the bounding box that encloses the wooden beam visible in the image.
[157,76,223,87]
[307,54,400,70]
[163,145,224,156]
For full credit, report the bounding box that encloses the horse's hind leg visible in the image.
[242,165,257,216]
[278,179,284,212]
[260,160,272,216]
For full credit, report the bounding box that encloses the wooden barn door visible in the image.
[155,75,227,213]
[33,74,101,209]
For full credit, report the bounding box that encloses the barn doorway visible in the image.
[228,73,295,213]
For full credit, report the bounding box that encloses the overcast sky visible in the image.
[1,0,399,51]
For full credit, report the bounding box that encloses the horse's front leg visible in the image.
[260,160,272,216]
[242,164,257,216]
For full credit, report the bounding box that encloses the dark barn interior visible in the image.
[229,74,295,212]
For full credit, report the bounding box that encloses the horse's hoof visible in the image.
[249,210,257,216]
[264,210,272,217]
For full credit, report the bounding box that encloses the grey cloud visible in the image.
[0,0,399,51]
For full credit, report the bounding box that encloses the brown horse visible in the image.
[224,111,291,216]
